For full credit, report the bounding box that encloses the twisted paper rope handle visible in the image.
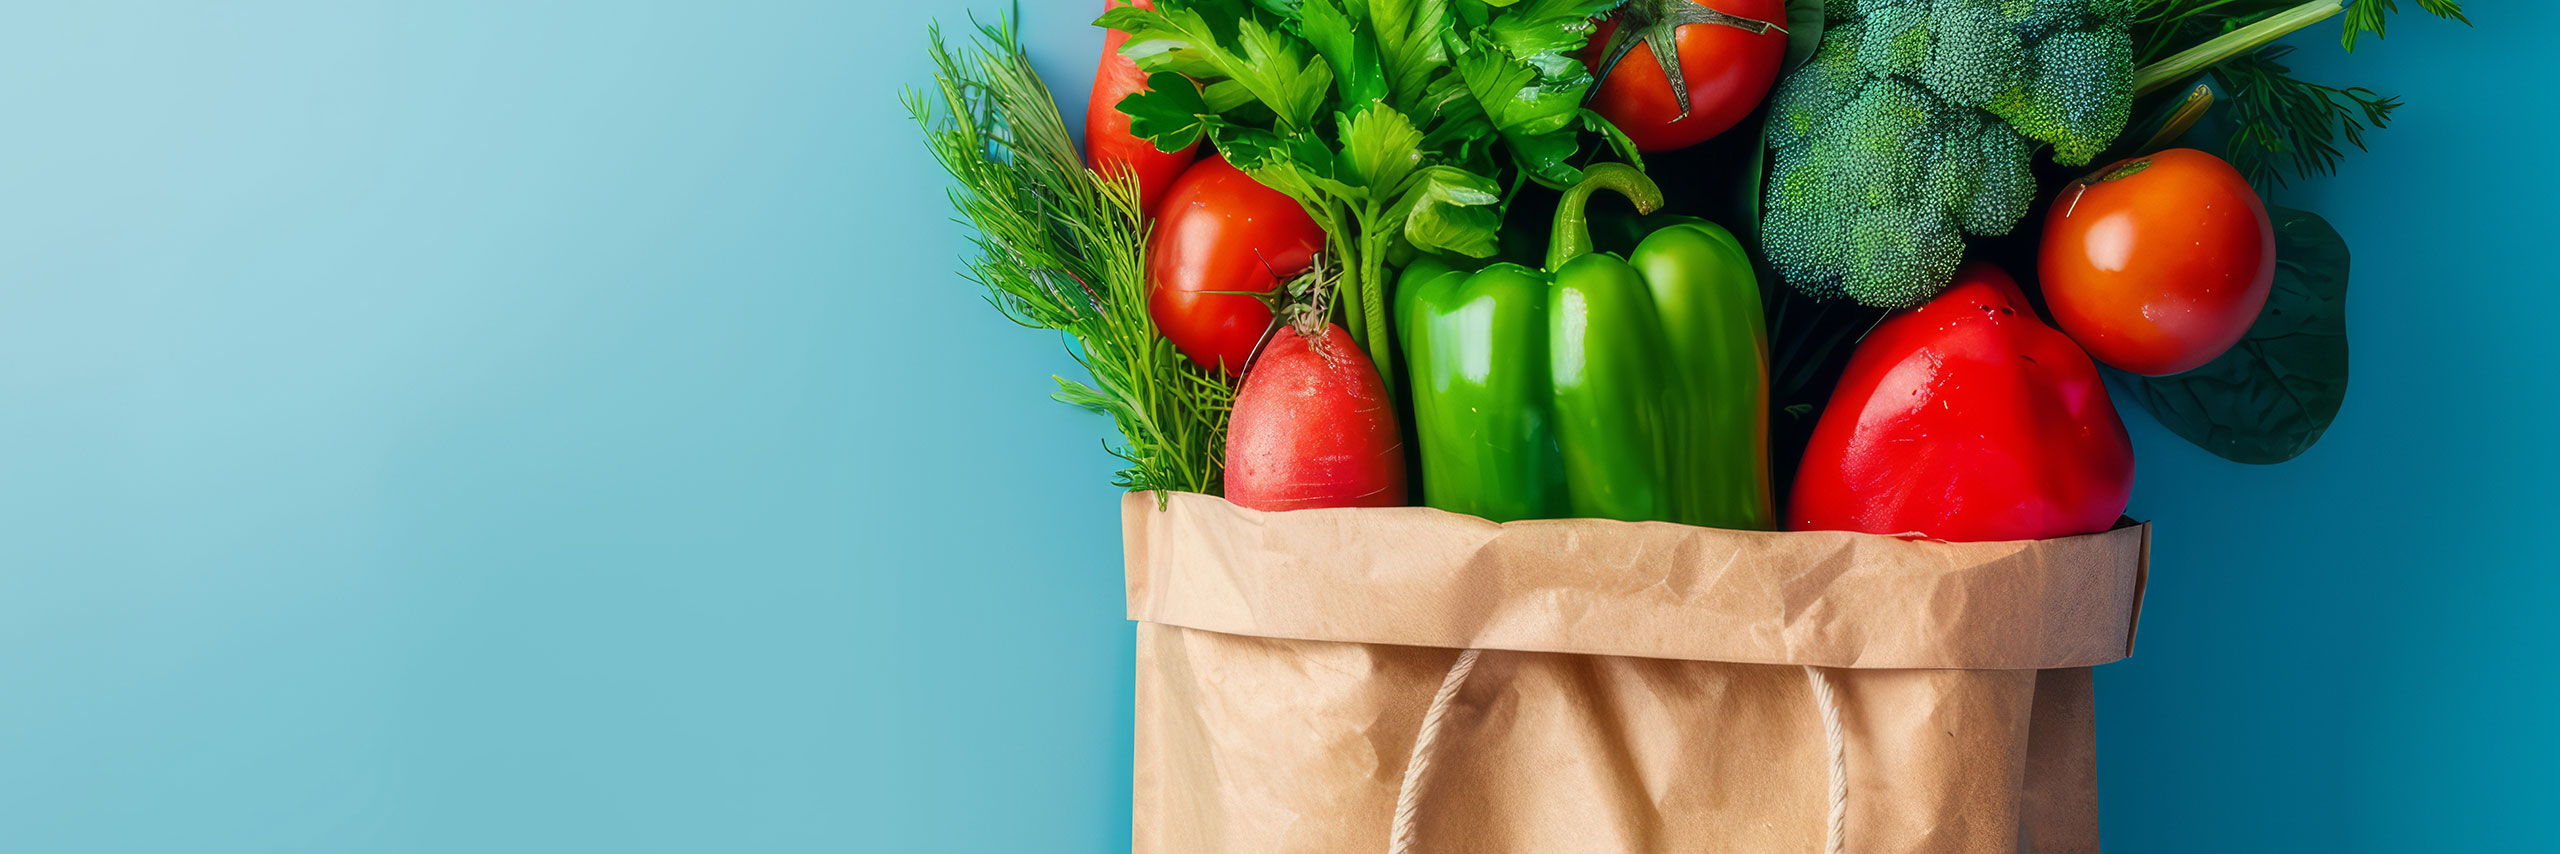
[1804,665,1848,854]
[1388,647,1482,854]
[1387,652,1851,854]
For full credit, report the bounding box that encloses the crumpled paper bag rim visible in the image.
[1125,491,2149,670]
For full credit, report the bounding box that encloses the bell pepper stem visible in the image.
[1547,163,1665,271]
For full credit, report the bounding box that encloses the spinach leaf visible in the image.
[1781,0,1824,71]
[2111,205,2349,464]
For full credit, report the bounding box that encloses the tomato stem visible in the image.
[1587,0,1789,120]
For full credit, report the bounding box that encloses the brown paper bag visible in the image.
[1125,492,2149,854]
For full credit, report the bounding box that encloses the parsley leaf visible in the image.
[1096,0,1634,380]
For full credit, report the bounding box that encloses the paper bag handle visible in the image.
[1385,652,1852,854]
[1804,665,1849,854]
[1388,648,1483,854]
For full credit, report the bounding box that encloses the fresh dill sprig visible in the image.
[2213,47,2399,187]
[2342,0,2470,51]
[907,15,1234,495]
[2129,0,2467,188]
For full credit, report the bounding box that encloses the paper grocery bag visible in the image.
[1124,492,2149,854]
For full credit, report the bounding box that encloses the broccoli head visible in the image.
[1762,0,2132,308]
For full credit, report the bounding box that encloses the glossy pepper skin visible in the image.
[1398,164,1773,527]
[1788,262,2135,542]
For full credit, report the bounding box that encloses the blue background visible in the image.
[0,2,2542,851]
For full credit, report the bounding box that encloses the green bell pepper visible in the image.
[1396,164,1773,528]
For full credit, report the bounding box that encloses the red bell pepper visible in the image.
[1788,262,2134,542]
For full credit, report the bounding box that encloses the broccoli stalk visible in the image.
[1761,0,2136,309]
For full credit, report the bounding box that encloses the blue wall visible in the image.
[0,2,2541,850]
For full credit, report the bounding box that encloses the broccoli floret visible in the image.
[1858,5,1932,78]
[1767,24,1868,150]
[1921,0,2023,108]
[1986,28,2134,167]
[1760,0,2133,308]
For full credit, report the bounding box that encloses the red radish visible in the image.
[1223,322,1407,511]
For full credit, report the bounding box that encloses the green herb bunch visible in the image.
[1100,0,1639,377]
[909,18,1235,495]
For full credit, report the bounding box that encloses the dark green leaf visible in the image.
[1107,3,1335,130]
[1201,79,1257,112]
[1732,113,1768,242]
[1781,0,1824,70]
[1505,126,1583,187]
[1455,35,1583,137]
[1483,0,1612,71]
[1216,126,1318,198]
[1389,165,1505,257]
[1220,125,1361,202]
[1416,71,1490,136]
[1100,5,1232,79]
[1579,109,1642,170]
[2113,206,2349,465]
[1338,105,1426,193]
[1233,18,1338,127]
[1302,0,1390,108]
[1118,73,1220,151]
[1497,0,1619,21]
[1367,0,1455,106]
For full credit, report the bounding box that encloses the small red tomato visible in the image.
[2039,148,2276,376]
[1086,0,1198,214]
[1224,322,1407,511]
[1582,0,1789,153]
[1148,155,1326,376]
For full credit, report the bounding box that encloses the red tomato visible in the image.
[2038,148,2276,376]
[1581,0,1789,153]
[1224,323,1407,511]
[1148,155,1327,376]
[1789,263,2134,542]
[1087,0,1199,214]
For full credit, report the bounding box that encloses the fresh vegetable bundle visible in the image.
[922,0,2457,521]
[917,3,2459,848]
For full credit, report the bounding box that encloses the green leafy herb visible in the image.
[2128,0,2469,187]
[1099,0,1632,377]
[2341,0,2469,50]
[2110,206,2349,465]
[2213,47,2399,187]
[909,16,1235,494]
